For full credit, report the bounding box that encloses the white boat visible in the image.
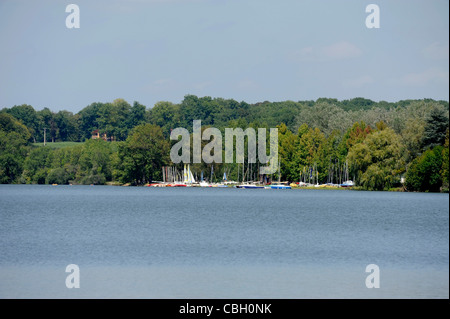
[340,180,354,187]
[236,183,264,189]
[199,181,211,187]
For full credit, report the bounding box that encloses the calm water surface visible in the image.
[0,185,448,298]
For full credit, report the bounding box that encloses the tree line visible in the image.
[0,96,448,192]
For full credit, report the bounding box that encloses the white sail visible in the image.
[188,164,195,183]
[183,164,188,183]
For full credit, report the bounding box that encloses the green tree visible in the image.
[147,101,181,137]
[323,130,347,184]
[401,117,426,163]
[78,102,102,140]
[278,123,299,182]
[116,124,170,185]
[46,167,73,185]
[348,128,404,190]
[340,97,376,111]
[251,100,301,129]
[97,102,117,140]
[54,110,79,141]
[422,107,449,149]
[294,124,327,183]
[345,121,372,150]
[22,147,52,184]
[0,113,31,183]
[405,146,444,192]
[5,104,39,142]
[112,98,132,140]
[128,101,146,129]
[37,108,58,143]
[76,139,115,184]
[295,102,350,136]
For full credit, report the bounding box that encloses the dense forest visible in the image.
[0,96,448,192]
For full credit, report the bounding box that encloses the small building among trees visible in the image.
[91,129,114,141]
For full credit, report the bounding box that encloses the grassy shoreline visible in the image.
[6,183,449,193]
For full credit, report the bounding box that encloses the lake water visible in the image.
[0,185,448,298]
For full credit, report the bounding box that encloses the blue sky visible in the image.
[0,0,448,113]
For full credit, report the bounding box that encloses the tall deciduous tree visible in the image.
[294,124,327,182]
[127,101,146,130]
[278,123,299,182]
[5,104,38,142]
[0,113,31,183]
[348,127,404,190]
[147,101,181,137]
[117,124,170,185]
[78,102,102,140]
[405,146,444,192]
[22,147,52,184]
[54,110,79,142]
[37,108,57,143]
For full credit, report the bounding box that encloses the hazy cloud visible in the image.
[105,0,206,13]
[423,42,449,60]
[342,75,374,88]
[192,81,212,90]
[237,79,259,90]
[291,41,363,62]
[321,41,362,60]
[143,78,176,92]
[395,67,449,86]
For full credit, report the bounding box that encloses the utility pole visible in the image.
[43,128,47,146]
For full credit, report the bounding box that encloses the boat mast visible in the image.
[278,160,281,184]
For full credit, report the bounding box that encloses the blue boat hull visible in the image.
[236,185,264,189]
[270,185,291,189]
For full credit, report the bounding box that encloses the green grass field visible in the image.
[32,141,83,149]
